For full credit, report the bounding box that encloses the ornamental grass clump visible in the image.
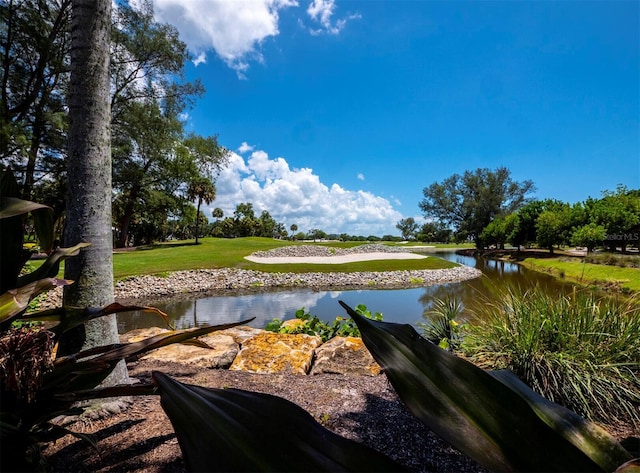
[463,286,640,426]
[418,296,466,351]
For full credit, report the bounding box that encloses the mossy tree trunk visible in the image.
[62,0,128,385]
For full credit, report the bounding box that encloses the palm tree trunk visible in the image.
[62,0,128,385]
[194,198,202,244]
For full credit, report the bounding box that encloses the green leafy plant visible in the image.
[462,286,640,426]
[265,304,382,342]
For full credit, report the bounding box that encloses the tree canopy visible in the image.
[396,217,418,240]
[419,167,535,248]
[2,0,228,247]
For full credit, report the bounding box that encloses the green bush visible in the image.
[265,304,382,342]
[585,252,640,268]
[462,286,640,426]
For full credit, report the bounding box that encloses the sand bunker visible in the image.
[244,252,428,265]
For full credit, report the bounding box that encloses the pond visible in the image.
[117,250,576,333]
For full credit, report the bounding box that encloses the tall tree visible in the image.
[396,217,418,240]
[62,0,128,384]
[419,167,535,249]
[233,202,259,237]
[112,98,184,247]
[590,186,640,252]
[535,209,568,254]
[257,209,277,238]
[1,0,71,199]
[186,176,216,244]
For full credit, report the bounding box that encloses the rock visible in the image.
[311,336,381,376]
[218,326,265,344]
[119,327,171,343]
[230,332,322,375]
[120,329,239,369]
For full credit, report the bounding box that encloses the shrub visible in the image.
[265,304,382,342]
[585,253,640,269]
[462,286,640,426]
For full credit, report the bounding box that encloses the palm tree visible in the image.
[187,176,216,244]
[290,223,298,240]
[62,0,128,385]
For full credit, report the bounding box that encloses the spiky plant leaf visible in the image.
[0,196,50,220]
[490,370,633,469]
[17,242,91,287]
[44,302,173,336]
[340,301,631,473]
[0,278,71,323]
[614,459,640,473]
[0,192,54,292]
[152,371,406,472]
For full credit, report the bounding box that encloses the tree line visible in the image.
[2,0,227,247]
[397,167,639,253]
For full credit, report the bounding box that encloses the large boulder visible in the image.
[120,328,238,369]
[311,336,381,376]
[230,332,322,375]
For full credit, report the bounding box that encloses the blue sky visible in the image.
[147,0,639,237]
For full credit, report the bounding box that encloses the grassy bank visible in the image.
[111,237,457,279]
[522,257,640,293]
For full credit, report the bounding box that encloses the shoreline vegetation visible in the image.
[461,247,640,294]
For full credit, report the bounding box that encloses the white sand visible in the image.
[244,251,428,265]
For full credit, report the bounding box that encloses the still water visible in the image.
[117,251,575,333]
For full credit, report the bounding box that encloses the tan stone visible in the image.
[119,327,171,344]
[310,336,381,376]
[230,332,322,374]
[217,326,265,344]
[139,333,239,369]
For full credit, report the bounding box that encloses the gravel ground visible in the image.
[43,360,489,473]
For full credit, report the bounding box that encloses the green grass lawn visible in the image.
[523,257,640,293]
[111,237,456,279]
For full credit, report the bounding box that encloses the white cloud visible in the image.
[237,142,255,154]
[192,52,207,66]
[209,147,403,236]
[150,0,298,77]
[306,0,361,35]
[357,173,365,181]
[146,1,358,76]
